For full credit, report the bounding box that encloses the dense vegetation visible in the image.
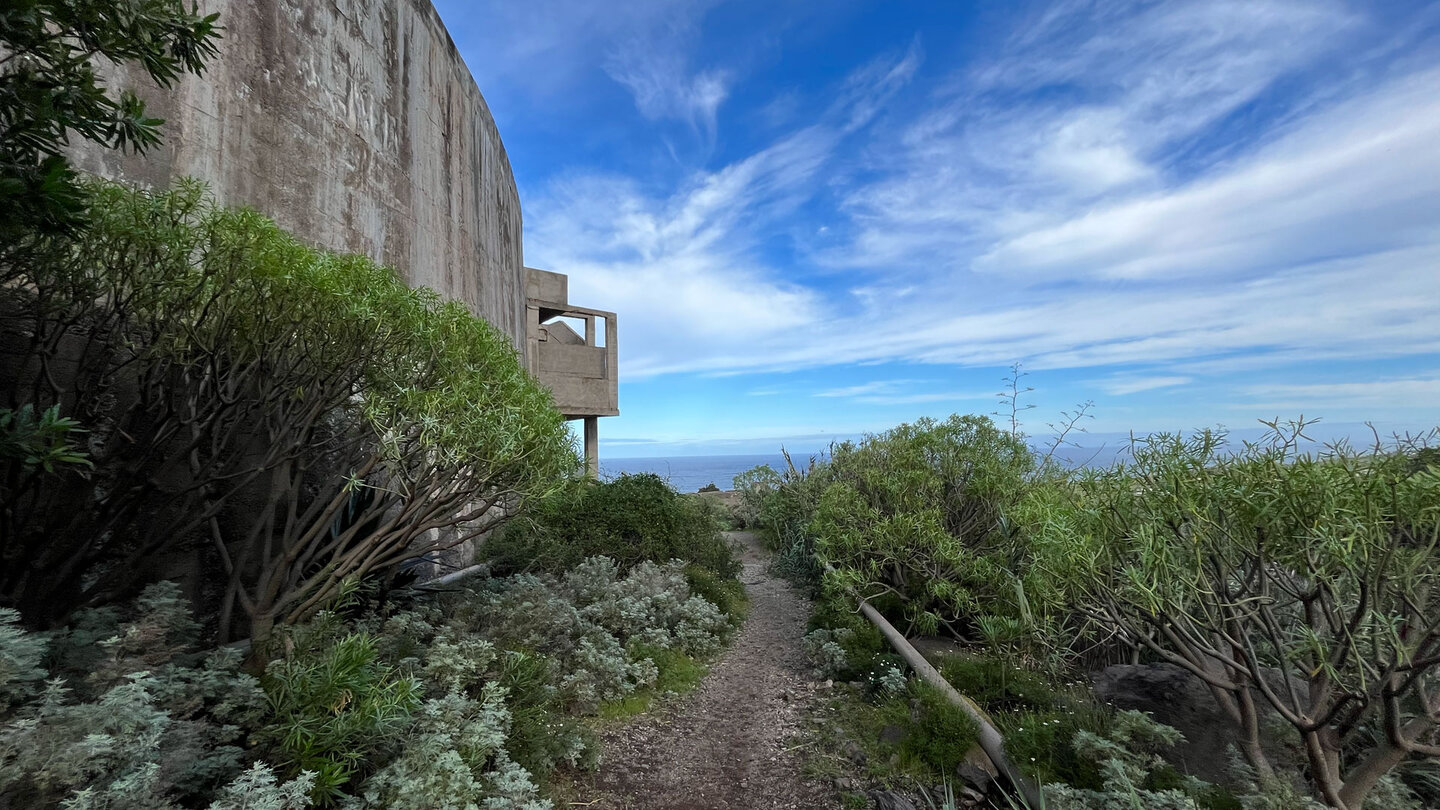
[0,542,743,808]
[0,7,750,807]
[8,5,1436,810]
[487,473,742,581]
[738,415,1440,809]
[0,135,745,810]
[1,181,577,650]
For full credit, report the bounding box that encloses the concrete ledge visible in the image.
[525,267,568,308]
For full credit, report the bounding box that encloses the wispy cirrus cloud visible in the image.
[448,0,1440,438]
[607,57,731,137]
[602,14,733,142]
[813,380,920,398]
[972,68,1440,281]
[833,0,1360,272]
[1234,375,1440,411]
[439,0,720,100]
[537,0,1440,384]
[1091,375,1194,396]
[813,379,993,405]
[524,46,923,378]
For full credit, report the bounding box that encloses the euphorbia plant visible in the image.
[1046,422,1440,809]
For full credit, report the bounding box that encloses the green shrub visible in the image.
[935,653,1057,713]
[2,181,575,647]
[488,473,739,579]
[735,454,827,546]
[491,649,589,782]
[683,565,749,623]
[260,630,421,805]
[1036,710,1229,810]
[599,644,710,721]
[1043,425,1440,807]
[999,705,1112,790]
[732,464,783,530]
[734,458,828,594]
[899,681,980,775]
[862,658,908,698]
[0,675,176,808]
[769,531,825,595]
[812,415,1037,638]
[346,685,544,810]
[205,763,316,810]
[3,554,732,807]
[634,644,708,694]
[373,553,735,744]
[803,604,887,681]
[0,607,47,710]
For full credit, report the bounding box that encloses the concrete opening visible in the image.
[525,268,618,476]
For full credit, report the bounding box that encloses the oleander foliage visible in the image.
[751,416,1440,809]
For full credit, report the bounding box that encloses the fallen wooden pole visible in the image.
[418,563,489,589]
[855,599,1045,809]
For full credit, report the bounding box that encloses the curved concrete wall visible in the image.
[72,0,525,347]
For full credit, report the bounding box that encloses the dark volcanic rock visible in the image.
[871,790,919,810]
[1093,663,1302,786]
[1095,664,1233,782]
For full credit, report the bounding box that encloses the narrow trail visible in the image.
[569,531,837,810]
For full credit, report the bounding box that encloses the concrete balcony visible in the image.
[525,268,618,473]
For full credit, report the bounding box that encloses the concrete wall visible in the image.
[71,0,525,348]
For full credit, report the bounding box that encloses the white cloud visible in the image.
[515,0,1440,396]
[440,0,719,100]
[524,50,923,378]
[975,69,1440,280]
[1236,375,1440,411]
[1093,376,1193,396]
[603,22,731,138]
[814,380,918,398]
[812,379,993,405]
[853,391,995,406]
[834,0,1357,271]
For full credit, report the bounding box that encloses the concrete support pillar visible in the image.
[584,417,599,477]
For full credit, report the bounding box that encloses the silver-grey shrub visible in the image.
[0,608,47,710]
[0,583,273,809]
[346,685,548,810]
[448,556,736,711]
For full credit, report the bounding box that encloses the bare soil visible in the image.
[565,531,838,810]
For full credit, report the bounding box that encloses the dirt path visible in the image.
[568,531,837,810]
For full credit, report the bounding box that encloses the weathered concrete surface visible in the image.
[526,268,620,419]
[71,0,525,347]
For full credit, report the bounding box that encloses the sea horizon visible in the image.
[598,453,801,493]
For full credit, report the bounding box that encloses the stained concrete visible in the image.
[525,269,619,419]
[70,0,525,347]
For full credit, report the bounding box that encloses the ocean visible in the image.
[599,445,1123,493]
[598,454,793,493]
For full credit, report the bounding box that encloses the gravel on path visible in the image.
[565,531,838,810]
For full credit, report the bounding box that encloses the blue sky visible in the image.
[434,0,1440,457]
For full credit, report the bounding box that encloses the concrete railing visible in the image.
[525,267,618,474]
